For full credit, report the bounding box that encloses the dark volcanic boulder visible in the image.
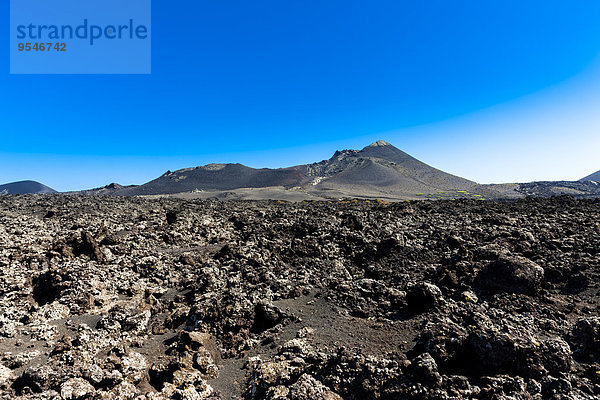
[468,327,572,377]
[13,364,65,394]
[530,338,573,376]
[418,318,573,378]
[407,353,442,386]
[414,319,468,366]
[74,232,105,262]
[571,317,600,360]
[406,282,443,313]
[32,269,71,306]
[475,254,544,295]
[50,231,105,263]
[252,302,284,333]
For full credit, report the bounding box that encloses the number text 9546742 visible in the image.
[18,43,67,52]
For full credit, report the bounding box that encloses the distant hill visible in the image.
[580,170,600,182]
[0,181,57,195]
[515,181,600,198]
[307,140,478,198]
[115,163,308,196]
[71,183,138,196]
[100,141,489,200]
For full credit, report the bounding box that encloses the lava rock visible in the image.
[14,364,64,393]
[60,377,95,400]
[1,195,599,400]
[408,353,442,386]
[0,365,14,389]
[284,373,342,400]
[73,231,105,262]
[571,317,600,360]
[415,319,468,366]
[166,210,178,225]
[406,282,443,312]
[475,254,544,295]
[252,302,284,333]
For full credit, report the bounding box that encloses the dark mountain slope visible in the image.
[116,164,309,196]
[0,180,57,194]
[95,140,485,199]
[580,170,600,182]
[313,141,476,194]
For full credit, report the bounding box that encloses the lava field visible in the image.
[1,195,600,399]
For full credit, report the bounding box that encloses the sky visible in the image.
[2,1,600,191]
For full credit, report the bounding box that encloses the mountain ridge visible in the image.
[102,141,483,199]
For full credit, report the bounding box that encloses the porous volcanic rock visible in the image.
[475,254,545,294]
[0,195,599,399]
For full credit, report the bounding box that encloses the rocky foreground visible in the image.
[1,196,600,399]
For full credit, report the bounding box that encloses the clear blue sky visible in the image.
[2,1,600,191]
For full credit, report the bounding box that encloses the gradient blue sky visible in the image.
[2,1,600,191]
